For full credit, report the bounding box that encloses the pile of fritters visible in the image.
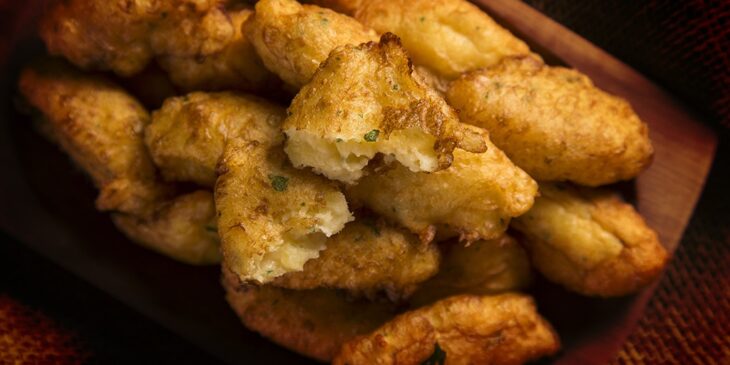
[19,0,669,363]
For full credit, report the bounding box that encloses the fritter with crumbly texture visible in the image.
[313,0,531,81]
[145,92,285,187]
[410,235,531,307]
[244,0,378,89]
[223,269,397,362]
[157,6,281,92]
[112,190,220,265]
[39,0,236,76]
[334,293,560,365]
[284,34,487,184]
[273,218,440,300]
[18,59,220,265]
[18,59,167,216]
[347,125,536,243]
[512,183,669,297]
[447,56,654,186]
[216,139,353,283]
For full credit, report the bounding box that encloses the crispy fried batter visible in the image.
[223,269,396,362]
[145,92,285,187]
[334,293,560,365]
[18,59,220,265]
[157,7,281,92]
[216,139,353,283]
[447,56,654,186]
[284,34,487,184]
[273,218,440,300]
[347,125,536,242]
[18,59,166,216]
[511,183,669,297]
[39,0,236,76]
[410,235,531,307]
[112,190,220,264]
[244,0,378,89]
[309,0,531,82]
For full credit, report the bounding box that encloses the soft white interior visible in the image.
[255,190,353,282]
[284,128,439,183]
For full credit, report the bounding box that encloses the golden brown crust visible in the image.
[512,183,669,297]
[244,0,379,89]
[18,59,167,216]
[112,190,220,265]
[347,125,536,243]
[39,0,236,76]
[222,270,397,362]
[145,92,286,187]
[283,34,487,183]
[409,235,531,307]
[273,218,440,300]
[216,139,353,283]
[157,7,282,92]
[447,56,654,186]
[334,294,560,365]
[311,0,531,80]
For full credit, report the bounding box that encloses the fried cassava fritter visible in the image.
[347,125,536,243]
[146,91,286,187]
[19,59,220,265]
[244,0,378,89]
[511,183,669,297]
[223,269,397,362]
[447,56,654,186]
[409,235,531,307]
[334,293,560,365]
[283,34,487,184]
[112,190,220,264]
[307,0,531,91]
[273,218,440,300]
[19,59,166,216]
[157,6,281,92]
[216,139,353,283]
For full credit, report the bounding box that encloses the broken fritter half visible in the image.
[283,34,487,184]
[216,139,353,283]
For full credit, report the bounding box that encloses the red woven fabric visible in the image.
[0,295,88,365]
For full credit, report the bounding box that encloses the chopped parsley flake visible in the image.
[392,83,400,91]
[336,138,343,142]
[421,343,446,365]
[419,16,426,22]
[364,129,380,142]
[268,175,289,192]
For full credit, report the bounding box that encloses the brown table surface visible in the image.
[1,1,728,364]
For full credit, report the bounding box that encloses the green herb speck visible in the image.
[364,129,379,142]
[392,83,400,91]
[336,138,343,142]
[421,343,446,365]
[321,17,329,25]
[268,175,289,192]
[419,16,425,22]
[205,225,217,233]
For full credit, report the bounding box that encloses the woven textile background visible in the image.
[521,1,730,364]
